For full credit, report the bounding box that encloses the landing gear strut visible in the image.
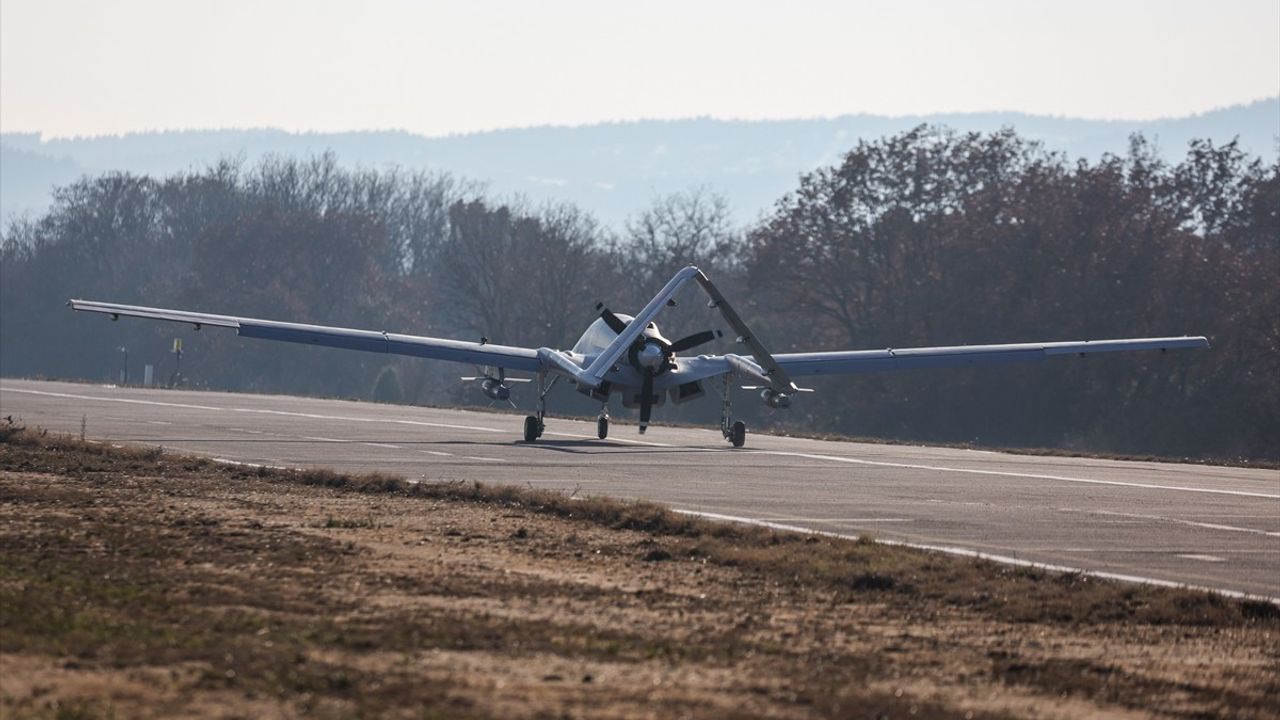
[597,407,610,440]
[523,371,556,442]
[719,375,747,448]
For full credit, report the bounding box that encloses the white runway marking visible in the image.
[211,457,288,470]
[1177,554,1227,563]
[535,428,1279,500]
[756,517,915,523]
[543,430,674,447]
[674,509,1275,603]
[276,432,403,451]
[1063,508,1280,538]
[244,407,506,434]
[8,387,1277,501]
[4,388,507,434]
[743,449,1280,499]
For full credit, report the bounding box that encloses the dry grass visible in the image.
[4,421,1275,629]
[3,420,1278,719]
[212,446,1278,629]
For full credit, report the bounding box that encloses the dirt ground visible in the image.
[1,429,1277,719]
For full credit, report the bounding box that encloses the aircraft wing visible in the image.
[68,300,543,372]
[772,337,1210,377]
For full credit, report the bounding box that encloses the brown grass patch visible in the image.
[3,420,1278,719]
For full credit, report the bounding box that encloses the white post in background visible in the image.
[144,364,154,387]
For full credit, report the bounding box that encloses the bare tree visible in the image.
[622,188,737,292]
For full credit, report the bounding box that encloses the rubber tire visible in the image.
[597,417,609,440]
[523,416,540,443]
[730,420,746,448]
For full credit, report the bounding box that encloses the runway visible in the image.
[3,378,1278,599]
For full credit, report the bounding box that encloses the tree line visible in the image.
[2,127,1276,460]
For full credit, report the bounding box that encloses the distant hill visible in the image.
[3,98,1276,228]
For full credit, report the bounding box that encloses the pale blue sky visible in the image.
[2,0,1277,138]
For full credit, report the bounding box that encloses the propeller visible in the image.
[594,301,724,433]
[596,302,722,354]
[595,302,628,334]
[639,368,655,433]
[669,329,723,353]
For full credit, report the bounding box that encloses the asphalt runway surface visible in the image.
[3,378,1278,599]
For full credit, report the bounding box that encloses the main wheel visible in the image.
[523,415,540,442]
[730,420,746,448]
[597,416,609,440]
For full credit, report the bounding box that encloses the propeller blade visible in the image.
[594,302,628,334]
[669,329,723,353]
[638,368,655,434]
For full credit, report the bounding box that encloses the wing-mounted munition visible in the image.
[460,367,532,403]
[759,388,792,409]
[482,377,510,401]
[68,266,1209,448]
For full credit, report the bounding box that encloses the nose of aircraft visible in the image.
[636,342,666,370]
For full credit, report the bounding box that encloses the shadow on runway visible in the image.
[429,438,730,455]
[107,435,735,456]
[515,439,731,455]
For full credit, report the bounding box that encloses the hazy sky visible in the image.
[3,0,1277,138]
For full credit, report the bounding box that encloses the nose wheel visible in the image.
[593,407,609,440]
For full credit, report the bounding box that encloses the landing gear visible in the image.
[597,408,609,440]
[522,371,555,442]
[719,374,747,448]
